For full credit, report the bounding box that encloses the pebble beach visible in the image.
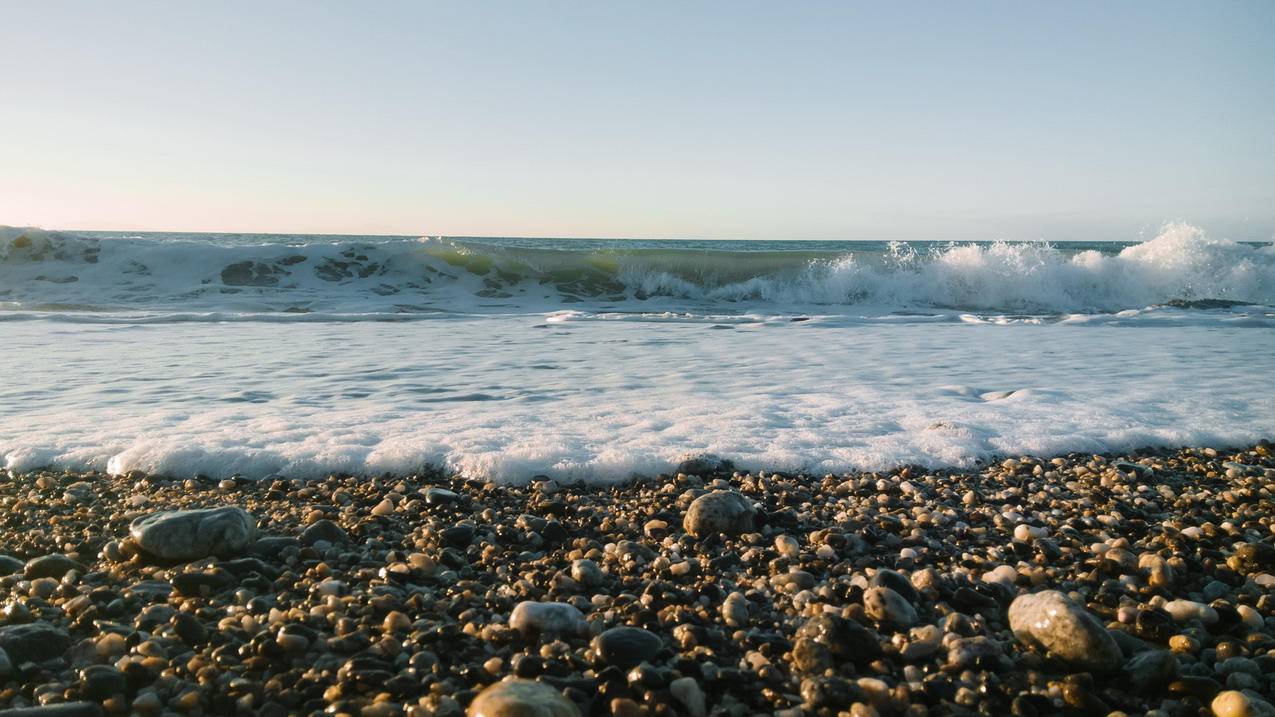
[0,443,1272,717]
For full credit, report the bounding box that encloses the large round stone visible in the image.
[683,491,755,538]
[592,626,662,668]
[1008,590,1122,673]
[509,601,587,638]
[468,678,580,717]
[129,507,257,561]
[0,622,72,663]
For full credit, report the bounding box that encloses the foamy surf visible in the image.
[1,224,1272,483]
[1,223,1271,318]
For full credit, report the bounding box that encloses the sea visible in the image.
[1,223,1272,483]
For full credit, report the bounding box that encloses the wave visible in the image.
[2,223,1272,317]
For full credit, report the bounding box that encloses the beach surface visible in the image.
[0,442,1271,715]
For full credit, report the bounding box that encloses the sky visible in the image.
[1,1,1273,241]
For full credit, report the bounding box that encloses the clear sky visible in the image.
[2,1,1272,241]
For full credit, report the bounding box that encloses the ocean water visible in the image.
[1,224,1272,482]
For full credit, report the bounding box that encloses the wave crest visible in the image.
[1,223,1271,316]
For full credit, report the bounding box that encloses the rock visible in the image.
[863,587,917,627]
[1125,650,1179,693]
[721,591,749,627]
[683,491,755,538]
[1212,690,1275,717]
[795,614,881,663]
[593,627,662,668]
[80,664,127,700]
[792,637,833,673]
[674,454,733,476]
[171,569,234,596]
[129,507,256,560]
[1007,590,1122,673]
[568,559,604,587]
[509,601,587,638]
[1232,542,1275,574]
[425,487,459,505]
[0,555,23,575]
[300,519,349,545]
[0,622,72,663]
[869,569,919,604]
[669,677,706,717]
[23,554,84,580]
[0,647,10,680]
[467,678,580,717]
[173,613,207,646]
[1163,599,1219,625]
[441,524,475,547]
[0,704,104,717]
[249,536,299,557]
[946,636,1007,670]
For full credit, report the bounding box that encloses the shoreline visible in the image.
[0,442,1271,715]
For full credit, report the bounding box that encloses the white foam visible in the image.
[2,224,1271,317]
[0,314,1270,482]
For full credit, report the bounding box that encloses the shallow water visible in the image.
[1,313,1271,482]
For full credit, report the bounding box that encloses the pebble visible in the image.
[721,591,749,627]
[669,677,706,717]
[509,601,587,638]
[467,678,580,717]
[23,553,84,580]
[129,506,256,560]
[0,622,72,663]
[1212,691,1275,717]
[593,626,663,668]
[1163,599,1219,625]
[568,559,604,587]
[1007,590,1122,673]
[863,586,917,627]
[300,519,349,545]
[0,444,1267,716]
[682,490,755,538]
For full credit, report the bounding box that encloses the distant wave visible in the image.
[2,223,1271,317]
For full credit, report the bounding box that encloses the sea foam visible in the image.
[1,223,1271,318]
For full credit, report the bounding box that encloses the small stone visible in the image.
[568,559,603,587]
[300,519,348,545]
[683,491,755,538]
[129,507,256,560]
[1125,650,1179,693]
[863,587,917,628]
[1007,590,1122,673]
[95,632,127,658]
[593,626,662,668]
[775,535,800,558]
[946,636,1005,669]
[0,555,24,575]
[383,611,411,633]
[371,499,395,516]
[721,591,749,627]
[869,569,919,604]
[425,487,459,505]
[669,677,706,717]
[23,554,85,580]
[1212,690,1275,717]
[80,664,127,700]
[509,601,587,638]
[1163,599,1219,625]
[0,622,72,663]
[467,678,580,717]
[796,614,882,663]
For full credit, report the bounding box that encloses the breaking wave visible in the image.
[1,223,1271,317]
